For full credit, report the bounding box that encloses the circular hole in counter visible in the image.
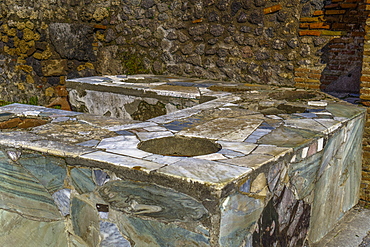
[137,136,222,157]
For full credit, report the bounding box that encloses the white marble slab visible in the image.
[81,151,164,172]
[156,158,252,187]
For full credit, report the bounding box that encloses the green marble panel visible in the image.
[0,209,67,246]
[0,159,62,220]
[289,152,322,199]
[71,167,96,194]
[17,152,66,193]
[112,211,210,247]
[71,195,100,247]
[219,193,264,246]
[99,180,208,223]
[326,103,364,119]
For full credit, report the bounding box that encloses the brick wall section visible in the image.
[295,0,367,93]
[361,0,370,205]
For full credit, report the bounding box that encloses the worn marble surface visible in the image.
[0,76,366,246]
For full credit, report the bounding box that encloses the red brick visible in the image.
[308,73,322,79]
[264,4,282,14]
[310,23,331,29]
[331,23,347,30]
[294,77,305,83]
[340,3,358,8]
[325,10,347,15]
[313,10,324,15]
[299,30,321,36]
[299,23,310,29]
[325,3,339,8]
[93,24,107,29]
[295,68,311,72]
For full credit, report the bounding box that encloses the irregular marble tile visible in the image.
[217,141,257,155]
[17,152,66,193]
[220,154,275,170]
[0,157,62,220]
[136,131,173,141]
[112,211,210,247]
[0,209,68,246]
[253,187,311,247]
[157,158,252,187]
[93,169,110,186]
[244,129,272,143]
[99,180,208,222]
[6,150,22,161]
[81,151,164,171]
[77,139,100,147]
[106,122,158,131]
[258,126,322,148]
[52,189,71,216]
[288,152,322,199]
[326,102,365,118]
[283,119,327,133]
[293,113,317,118]
[100,221,131,247]
[97,135,151,158]
[143,126,169,132]
[71,167,96,194]
[220,193,264,247]
[193,153,226,160]
[217,149,245,158]
[314,119,341,134]
[179,118,263,142]
[114,130,135,135]
[143,154,185,165]
[71,195,100,247]
[51,116,70,123]
[252,145,292,158]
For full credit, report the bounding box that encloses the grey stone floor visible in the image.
[313,205,370,247]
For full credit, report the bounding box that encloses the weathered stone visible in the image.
[231,2,242,16]
[49,23,96,61]
[41,59,68,76]
[249,11,263,24]
[210,24,224,37]
[237,12,248,23]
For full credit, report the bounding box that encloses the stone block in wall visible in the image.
[41,59,68,77]
[49,23,96,61]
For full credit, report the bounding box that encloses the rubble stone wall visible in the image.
[1,0,364,104]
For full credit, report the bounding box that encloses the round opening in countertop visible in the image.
[137,136,222,157]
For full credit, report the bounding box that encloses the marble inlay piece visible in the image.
[100,221,131,247]
[97,135,151,158]
[244,129,272,143]
[99,180,208,222]
[217,141,257,155]
[220,193,264,247]
[220,154,275,170]
[52,189,71,216]
[71,196,100,247]
[71,167,96,194]
[81,151,164,171]
[284,119,327,132]
[157,158,252,186]
[106,122,158,131]
[194,153,226,160]
[0,156,62,220]
[18,152,67,193]
[180,118,263,142]
[143,154,185,165]
[94,169,110,186]
[136,131,173,141]
[0,209,68,246]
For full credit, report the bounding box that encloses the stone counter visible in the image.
[0,76,366,246]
